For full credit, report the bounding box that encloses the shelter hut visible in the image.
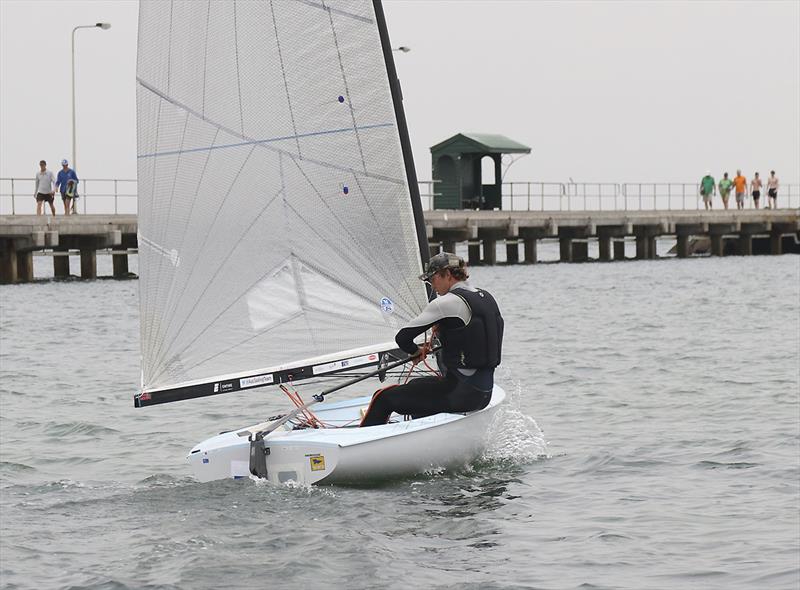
[430,133,531,210]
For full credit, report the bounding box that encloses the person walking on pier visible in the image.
[733,170,747,210]
[33,160,56,216]
[55,159,79,216]
[750,172,763,209]
[718,173,733,209]
[766,171,779,209]
[700,172,715,210]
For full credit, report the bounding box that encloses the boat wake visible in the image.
[481,381,549,465]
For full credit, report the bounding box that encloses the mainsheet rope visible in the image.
[280,331,441,429]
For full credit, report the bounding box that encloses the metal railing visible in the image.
[2,177,798,214]
[0,178,138,215]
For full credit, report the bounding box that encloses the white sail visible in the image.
[136,0,427,396]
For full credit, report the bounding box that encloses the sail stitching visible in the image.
[233,1,245,136]
[135,77,402,185]
[145,108,192,366]
[269,0,302,159]
[351,173,421,304]
[146,127,220,373]
[281,192,417,317]
[149,144,257,373]
[151,186,285,374]
[324,1,367,173]
[285,157,420,314]
[150,255,299,384]
[296,0,373,24]
[151,245,393,385]
[201,0,210,117]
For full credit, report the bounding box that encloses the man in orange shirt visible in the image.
[733,170,747,210]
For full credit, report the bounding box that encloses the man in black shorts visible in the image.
[34,160,56,216]
[766,171,779,209]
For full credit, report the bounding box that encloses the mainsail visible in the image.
[135,0,428,407]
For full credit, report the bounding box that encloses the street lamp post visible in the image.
[71,22,111,177]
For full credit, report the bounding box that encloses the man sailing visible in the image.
[360,253,503,427]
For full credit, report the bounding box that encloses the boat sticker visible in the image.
[312,352,379,375]
[309,455,326,471]
[380,297,394,314]
[240,373,274,389]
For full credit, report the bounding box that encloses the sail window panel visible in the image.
[277,159,425,315]
[245,262,303,332]
[277,161,422,311]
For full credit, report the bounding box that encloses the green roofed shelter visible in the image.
[430,133,531,210]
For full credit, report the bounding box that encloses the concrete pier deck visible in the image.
[1,210,798,283]
[0,215,137,283]
[425,209,800,264]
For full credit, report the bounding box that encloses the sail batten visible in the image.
[137,0,428,402]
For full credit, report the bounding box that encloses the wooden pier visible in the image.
[0,210,798,283]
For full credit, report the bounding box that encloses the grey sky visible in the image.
[1,0,798,184]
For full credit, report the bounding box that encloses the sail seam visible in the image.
[269,0,302,159]
[135,77,402,185]
[233,1,245,136]
[296,0,374,24]
[146,127,220,372]
[325,1,367,174]
[150,186,285,376]
[149,144,257,373]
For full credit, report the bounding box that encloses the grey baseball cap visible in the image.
[419,252,464,281]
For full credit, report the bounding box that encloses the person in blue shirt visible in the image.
[55,159,79,215]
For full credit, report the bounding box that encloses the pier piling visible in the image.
[1,212,798,282]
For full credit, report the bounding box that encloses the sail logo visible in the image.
[313,352,381,375]
[240,374,275,389]
[380,297,394,314]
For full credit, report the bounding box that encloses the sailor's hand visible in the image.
[409,350,428,364]
[412,341,435,362]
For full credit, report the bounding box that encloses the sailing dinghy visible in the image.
[134,0,505,485]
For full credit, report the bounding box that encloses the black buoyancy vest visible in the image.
[439,288,504,369]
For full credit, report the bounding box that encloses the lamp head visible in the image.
[96,22,111,30]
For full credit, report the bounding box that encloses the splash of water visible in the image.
[482,380,550,465]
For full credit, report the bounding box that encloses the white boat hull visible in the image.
[188,384,506,485]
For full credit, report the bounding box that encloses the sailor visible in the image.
[360,252,503,427]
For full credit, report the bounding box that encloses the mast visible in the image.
[372,0,430,268]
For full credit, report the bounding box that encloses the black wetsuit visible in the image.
[360,282,503,427]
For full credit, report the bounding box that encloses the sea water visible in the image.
[1,252,798,590]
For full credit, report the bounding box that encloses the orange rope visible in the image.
[280,332,443,429]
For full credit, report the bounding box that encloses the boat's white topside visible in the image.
[188,384,506,484]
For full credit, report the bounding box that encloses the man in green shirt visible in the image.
[700,171,715,210]
[718,172,733,209]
